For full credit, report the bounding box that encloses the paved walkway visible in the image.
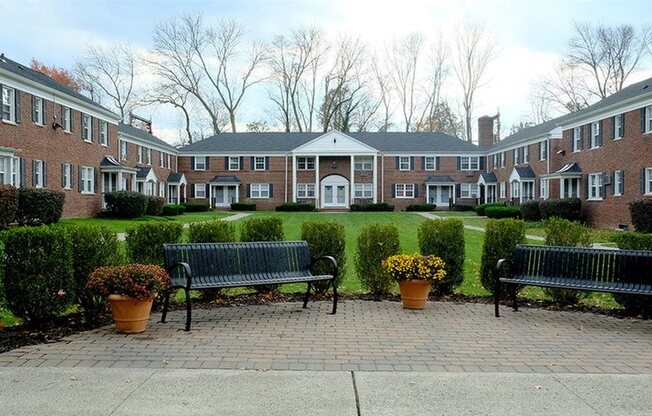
[2,367,651,415]
[116,212,250,241]
[416,212,547,241]
[2,301,651,373]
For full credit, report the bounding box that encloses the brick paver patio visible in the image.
[1,301,651,373]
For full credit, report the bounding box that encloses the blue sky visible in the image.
[1,0,651,142]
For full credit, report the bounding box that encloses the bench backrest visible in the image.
[163,241,312,286]
[512,245,652,286]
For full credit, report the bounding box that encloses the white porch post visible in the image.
[208,185,213,208]
[183,184,187,204]
[315,155,320,207]
[117,172,123,191]
[131,174,136,192]
[292,154,297,203]
[372,154,378,203]
[350,155,355,205]
[235,185,240,203]
[452,185,456,205]
[559,178,564,198]
[426,185,430,205]
[176,184,181,204]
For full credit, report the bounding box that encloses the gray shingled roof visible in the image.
[136,167,152,179]
[178,131,482,154]
[554,162,582,174]
[167,172,185,183]
[118,123,178,152]
[209,175,241,184]
[0,55,118,117]
[100,156,122,167]
[424,175,455,183]
[480,172,498,183]
[515,166,536,179]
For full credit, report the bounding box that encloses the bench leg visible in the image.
[331,279,338,315]
[494,281,500,318]
[184,287,192,331]
[160,291,171,323]
[302,283,311,309]
[512,288,518,312]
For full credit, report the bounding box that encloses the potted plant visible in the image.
[383,254,446,309]
[86,264,170,333]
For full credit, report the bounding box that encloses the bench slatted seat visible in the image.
[162,241,338,330]
[494,245,652,317]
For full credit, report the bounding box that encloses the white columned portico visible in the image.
[315,155,320,206]
[292,154,297,203]
[372,154,378,203]
[350,155,355,204]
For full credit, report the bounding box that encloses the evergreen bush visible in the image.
[417,219,465,295]
[355,223,400,295]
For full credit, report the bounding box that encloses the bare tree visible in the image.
[416,38,449,132]
[372,58,393,132]
[533,63,591,113]
[75,44,138,120]
[386,33,424,132]
[452,23,497,141]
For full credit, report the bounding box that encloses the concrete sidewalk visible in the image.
[1,368,651,415]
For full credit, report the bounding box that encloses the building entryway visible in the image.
[427,185,453,207]
[321,174,349,208]
[212,185,238,208]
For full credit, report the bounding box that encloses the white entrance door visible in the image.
[321,175,349,208]
[428,185,452,207]
[212,185,238,207]
[102,172,118,208]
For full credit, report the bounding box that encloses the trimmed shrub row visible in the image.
[474,203,503,216]
[452,204,474,212]
[231,203,257,211]
[105,191,148,218]
[275,202,315,212]
[610,231,652,316]
[146,196,166,216]
[187,220,236,244]
[125,222,184,266]
[485,205,521,219]
[539,198,582,221]
[15,188,65,226]
[350,203,394,212]
[405,204,437,212]
[519,200,541,221]
[629,199,652,233]
[182,202,210,212]
[0,185,19,229]
[162,204,185,216]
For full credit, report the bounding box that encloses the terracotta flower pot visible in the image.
[398,280,432,310]
[107,294,154,334]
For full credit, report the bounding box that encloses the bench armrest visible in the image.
[495,258,509,284]
[167,262,193,289]
[311,256,339,280]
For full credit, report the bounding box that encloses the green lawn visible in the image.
[60,211,233,233]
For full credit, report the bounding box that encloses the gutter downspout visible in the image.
[284,153,288,203]
[381,152,385,203]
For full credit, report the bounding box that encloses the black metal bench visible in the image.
[495,244,652,317]
[161,241,338,330]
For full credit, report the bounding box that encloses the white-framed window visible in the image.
[62,163,72,189]
[590,122,600,148]
[645,167,652,195]
[513,148,520,165]
[194,156,207,170]
[461,183,478,199]
[613,170,623,196]
[166,154,171,169]
[492,154,498,169]
[160,151,164,168]
[645,106,652,133]
[159,182,165,197]
[354,156,373,171]
[194,184,206,198]
[297,157,315,170]
[33,160,44,188]
[2,86,16,123]
[82,114,92,142]
[81,166,95,194]
[500,152,506,168]
[588,173,603,200]
[0,157,6,184]
[62,106,71,132]
[563,178,580,198]
[539,140,547,161]
[254,156,266,171]
[523,146,530,164]
[120,140,128,160]
[250,183,270,198]
[511,181,520,198]
[395,183,415,198]
[614,114,623,139]
[228,156,240,170]
[499,182,506,199]
[423,156,436,171]
[33,96,44,125]
[99,121,108,146]
[137,146,143,163]
[146,148,152,165]
[460,156,480,171]
[297,183,315,198]
[398,156,411,171]
[539,178,548,199]
[354,183,373,199]
[573,126,582,152]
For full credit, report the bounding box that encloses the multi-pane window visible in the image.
[460,156,479,170]
[250,183,270,198]
[33,160,44,188]
[354,183,373,199]
[523,146,530,164]
[146,148,152,165]
[62,163,72,189]
[588,173,603,200]
[2,87,15,122]
[563,178,580,198]
[539,140,547,161]
[398,156,411,171]
[573,126,582,152]
[81,166,95,194]
[194,156,207,170]
[99,121,108,146]
[137,146,143,163]
[424,156,436,171]
[166,154,171,169]
[33,96,44,125]
[254,157,266,171]
[613,170,623,196]
[461,183,478,198]
[63,107,71,132]
[513,148,520,165]
[645,107,652,133]
[539,179,547,199]
[499,182,506,198]
[645,167,652,195]
[159,182,165,198]
[228,156,240,170]
[82,114,92,141]
[614,114,623,139]
[492,154,498,169]
[354,156,373,171]
[297,183,315,198]
[511,181,520,198]
[395,183,415,198]
[194,184,206,198]
[120,140,128,160]
[297,157,315,170]
[590,122,600,148]
[160,151,165,168]
[500,152,506,168]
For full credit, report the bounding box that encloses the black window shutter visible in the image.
[20,158,26,187]
[106,122,110,146]
[94,168,98,193]
[455,184,461,198]
[456,157,461,170]
[570,127,575,149]
[61,164,65,188]
[205,156,210,170]
[611,117,616,140]
[60,105,64,128]
[31,95,36,122]
[43,162,48,188]
[421,156,426,170]
[191,157,196,170]
[69,109,74,132]
[70,165,74,190]
[578,126,583,149]
[250,156,255,169]
[642,169,647,194]
[42,99,47,125]
[80,113,84,136]
[269,183,273,198]
[395,157,399,170]
[620,113,625,137]
[224,157,229,170]
[436,157,440,170]
[598,120,603,146]
[246,184,251,198]
[413,183,418,198]
[78,165,82,193]
[31,160,36,186]
[584,174,589,199]
[265,156,270,170]
[91,117,96,142]
[519,147,524,164]
[641,108,647,133]
[391,184,396,198]
[621,171,625,195]
[14,90,21,123]
[479,156,485,170]
[600,174,606,199]
[410,157,415,170]
[239,156,244,170]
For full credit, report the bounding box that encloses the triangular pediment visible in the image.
[292,131,377,154]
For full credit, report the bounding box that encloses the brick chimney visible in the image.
[477,115,499,148]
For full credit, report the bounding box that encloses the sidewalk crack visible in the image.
[351,371,361,416]
[108,370,157,415]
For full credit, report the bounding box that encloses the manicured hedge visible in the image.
[188,220,236,243]
[629,199,652,233]
[418,219,465,295]
[539,198,582,221]
[231,203,257,211]
[520,200,541,221]
[146,196,166,216]
[162,204,185,216]
[355,223,400,295]
[350,203,394,212]
[301,221,346,293]
[17,188,65,226]
[125,221,184,266]
[2,225,74,323]
[480,219,526,295]
[474,203,503,216]
[485,205,521,219]
[182,202,210,212]
[0,185,19,229]
[275,202,314,212]
[240,217,284,242]
[104,191,148,219]
[405,204,437,212]
[610,232,652,251]
[452,204,474,212]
